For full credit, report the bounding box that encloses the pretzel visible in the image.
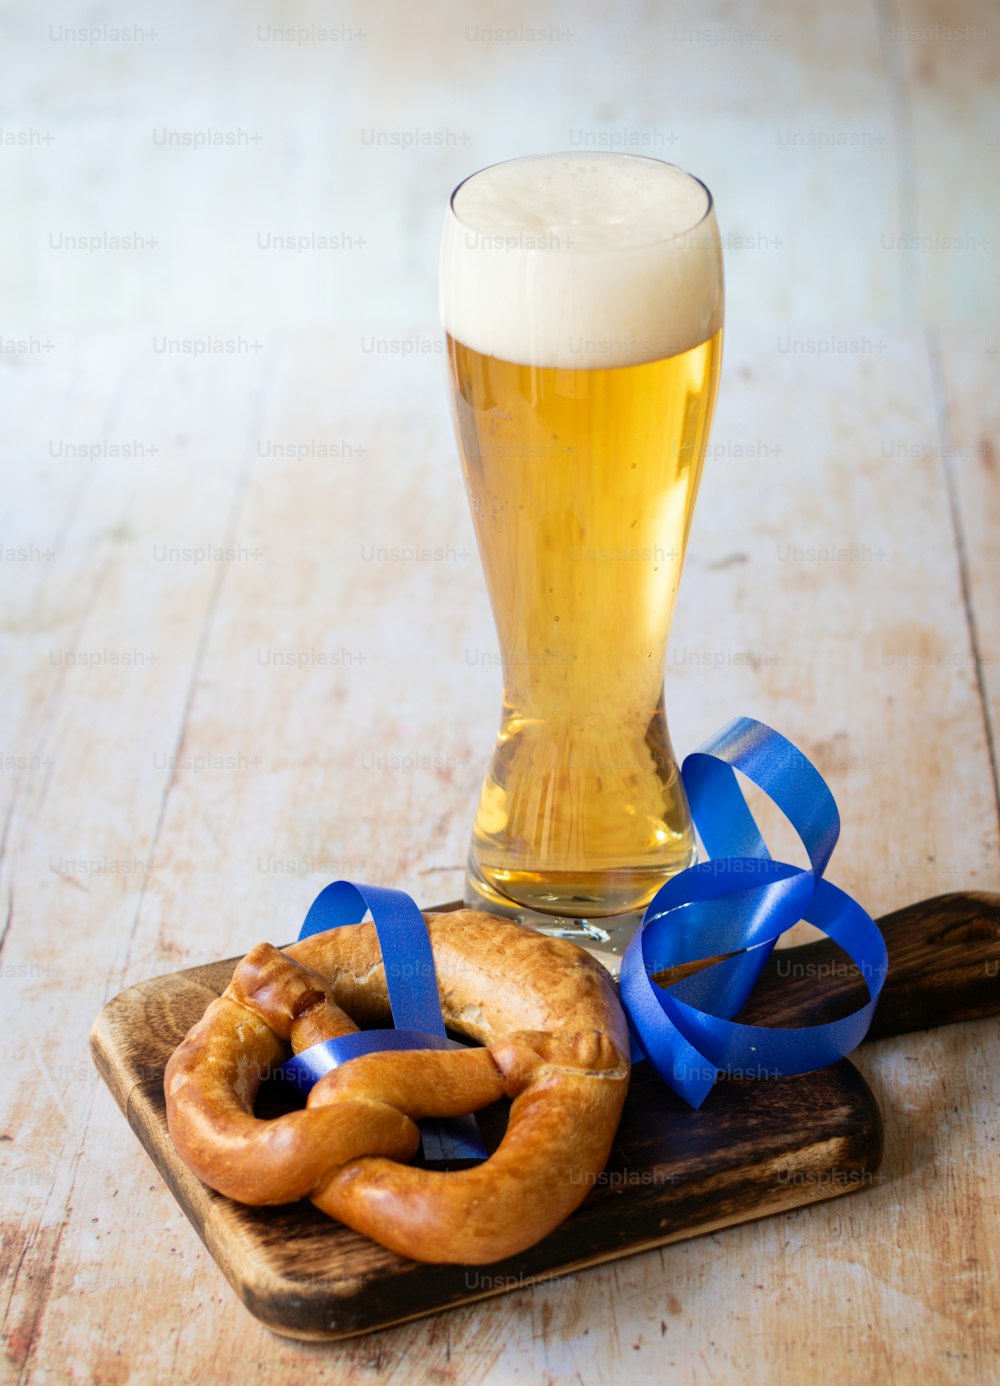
[164,910,630,1263]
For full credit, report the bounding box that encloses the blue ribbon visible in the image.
[278,880,486,1162]
[274,718,888,1141]
[621,717,888,1106]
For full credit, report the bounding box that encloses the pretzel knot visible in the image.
[165,911,631,1263]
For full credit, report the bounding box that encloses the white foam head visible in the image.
[440,153,723,370]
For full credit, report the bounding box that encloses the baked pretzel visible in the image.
[164,911,630,1264]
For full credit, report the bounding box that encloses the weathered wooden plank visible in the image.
[0,339,272,1383]
[933,330,1000,814]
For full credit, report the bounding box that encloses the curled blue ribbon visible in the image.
[279,880,486,1162]
[274,718,887,1144]
[621,717,888,1107]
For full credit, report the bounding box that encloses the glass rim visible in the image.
[447,151,716,252]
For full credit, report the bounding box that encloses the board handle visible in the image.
[736,891,1000,1039]
[433,891,1000,1039]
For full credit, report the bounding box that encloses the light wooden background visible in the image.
[2,1,998,1382]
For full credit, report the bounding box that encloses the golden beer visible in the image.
[441,153,723,938]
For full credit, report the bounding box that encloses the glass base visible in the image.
[463,853,697,978]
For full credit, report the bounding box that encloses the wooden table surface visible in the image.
[2,1,998,1382]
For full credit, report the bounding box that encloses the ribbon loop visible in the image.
[623,716,887,1108]
[283,880,486,1162]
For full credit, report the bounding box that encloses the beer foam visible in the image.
[441,154,723,370]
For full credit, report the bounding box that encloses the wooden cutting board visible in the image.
[90,891,1000,1341]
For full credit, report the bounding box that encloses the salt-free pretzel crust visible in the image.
[164,910,631,1264]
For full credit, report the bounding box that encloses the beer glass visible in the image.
[440,153,723,953]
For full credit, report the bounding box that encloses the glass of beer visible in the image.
[440,153,723,954]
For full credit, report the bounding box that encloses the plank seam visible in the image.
[926,329,1000,833]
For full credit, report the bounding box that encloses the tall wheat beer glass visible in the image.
[441,153,723,952]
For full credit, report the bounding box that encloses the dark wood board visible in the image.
[90,891,1000,1341]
